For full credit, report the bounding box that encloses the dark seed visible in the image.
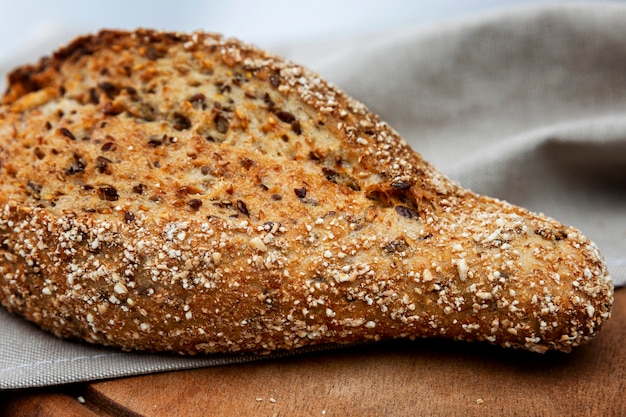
[65,152,87,175]
[44,121,52,130]
[165,33,184,41]
[98,81,117,98]
[147,138,163,147]
[271,194,282,201]
[309,151,322,161]
[236,200,249,216]
[124,86,137,96]
[98,81,115,92]
[391,179,411,190]
[96,156,112,174]
[395,205,419,220]
[132,184,144,194]
[383,239,408,254]
[322,167,338,182]
[34,147,45,160]
[188,93,206,104]
[188,199,203,211]
[217,83,231,94]
[101,142,116,152]
[291,121,302,135]
[27,181,43,194]
[89,88,100,104]
[144,45,161,61]
[269,74,280,87]
[98,185,119,201]
[263,93,275,109]
[59,127,76,140]
[294,188,307,199]
[124,212,135,222]
[555,230,568,241]
[232,73,244,86]
[139,103,156,121]
[214,114,229,134]
[200,166,210,175]
[240,158,255,170]
[172,112,191,130]
[346,179,361,191]
[213,200,233,209]
[534,228,569,241]
[300,198,318,206]
[275,111,296,123]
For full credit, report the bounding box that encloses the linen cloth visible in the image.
[1,3,625,389]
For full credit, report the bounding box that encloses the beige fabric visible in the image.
[1,3,624,389]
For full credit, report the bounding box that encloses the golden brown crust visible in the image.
[0,29,613,354]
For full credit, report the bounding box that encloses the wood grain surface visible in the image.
[2,288,625,417]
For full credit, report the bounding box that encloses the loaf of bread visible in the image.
[0,30,613,354]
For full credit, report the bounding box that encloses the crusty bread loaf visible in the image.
[0,30,613,354]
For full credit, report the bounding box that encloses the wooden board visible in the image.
[2,288,625,416]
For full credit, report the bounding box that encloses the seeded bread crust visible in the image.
[0,30,613,354]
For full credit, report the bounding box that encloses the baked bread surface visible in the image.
[0,30,613,353]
